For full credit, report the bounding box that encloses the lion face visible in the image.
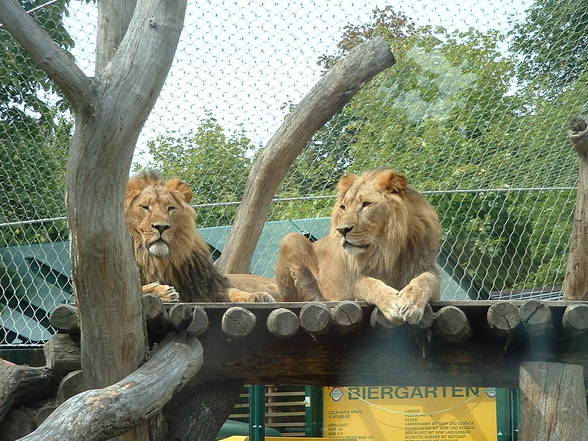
[332,169,409,257]
[125,172,195,259]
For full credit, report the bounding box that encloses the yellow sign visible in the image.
[323,386,497,441]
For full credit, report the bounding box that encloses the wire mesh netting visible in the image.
[0,0,585,345]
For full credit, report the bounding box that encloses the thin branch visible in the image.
[0,0,92,112]
[218,36,395,273]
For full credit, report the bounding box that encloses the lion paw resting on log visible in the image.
[125,170,277,303]
[276,168,441,324]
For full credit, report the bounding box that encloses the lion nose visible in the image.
[337,226,353,237]
[152,223,170,234]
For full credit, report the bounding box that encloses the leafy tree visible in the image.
[511,0,588,94]
[0,1,75,246]
[143,116,256,227]
[279,5,578,294]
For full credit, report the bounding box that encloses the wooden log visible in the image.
[56,370,85,404]
[369,304,433,333]
[300,303,332,335]
[487,301,520,336]
[433,306,471,343]
[369,307,403,333]
[332,301,363,334]
[562,304,588,338]
[267,308,299,338]
[142,294,170,337]
[519,361,588,441]
[221,307,256,339]
[186,305,209,337]
[520,300,552,336]
[19,334,203,441]
[169,304,193,332]
[218,37,396,273]
[50,304,80,334]
[0,360,57,426]
[43,334,81,376]
[563,118,588,300]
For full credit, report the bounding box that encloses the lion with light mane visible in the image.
[125,170,277,303]
[275,168,441,324]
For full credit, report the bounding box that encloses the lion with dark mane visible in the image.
[125,170,276,303]
[275,168,441,324]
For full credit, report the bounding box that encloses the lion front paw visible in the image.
[374,288,405,326]
[252,291,277,303]
[376,287,427,326]
[143,282,180,303]
[396,288,427,325]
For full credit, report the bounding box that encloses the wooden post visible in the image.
[564,118,588,300]
[519,362,588,441]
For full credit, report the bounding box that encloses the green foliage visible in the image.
[143,116,256,227]
[511,0,588,94]
[0,1,75,246]
[275,5,579,293]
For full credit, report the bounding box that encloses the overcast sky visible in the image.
[62,0,531,164]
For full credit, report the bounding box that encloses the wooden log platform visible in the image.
[45,300,588,388]
[183,300,588,387]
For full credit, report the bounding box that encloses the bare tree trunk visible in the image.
[163,381,244,441]
[218,37,395,273]
[564,118,588,300]
[0,2,187,440]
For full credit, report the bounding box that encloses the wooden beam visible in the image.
[519,362,588,441]
[44,300,588,388]
[187,301,588,387]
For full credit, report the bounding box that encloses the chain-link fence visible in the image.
[1,0,584,345]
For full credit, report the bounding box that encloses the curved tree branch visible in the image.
[0,0,92,112]
[18,334,203,441]
[218,37,395,273]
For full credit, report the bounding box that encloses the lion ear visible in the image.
[376,169,408,194]
[166,179,192,204]
[337,174,358,197]
[125,177,145,209]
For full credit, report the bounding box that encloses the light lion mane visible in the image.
[275,168,441,324]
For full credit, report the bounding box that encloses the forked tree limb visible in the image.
[218,37,395,273]
[0,0,91,112]
[18,334,203,441]
[564,118,588,300]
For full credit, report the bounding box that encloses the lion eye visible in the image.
[168,206,176,212]
[362,201,372,208]
[339,204,346,211]
[140,205,149,210]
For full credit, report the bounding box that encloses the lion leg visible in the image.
[354,272,439,325]
[275,232,323,302]
[142,282,180,303]
[226,288,276,303]
[353,277,403,325]
[396,271,440,324]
